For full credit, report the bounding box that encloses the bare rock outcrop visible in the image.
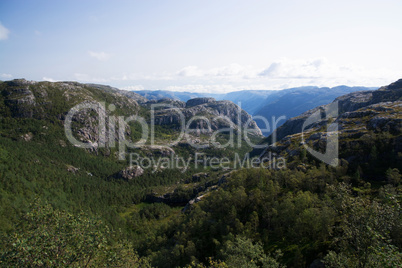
[186,97,216,107]
[119,165,144,180]
[152,97,262,136]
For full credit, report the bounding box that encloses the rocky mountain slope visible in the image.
[151,97,262,136]
[0,79,140,119]
[135,89,275,115]
[0,78,262,230]
[0,79,142,155]
[0,79,400,268]
[0,79,261,163]
[253,79,402,177]
[253,86,377,135]
[86,83,148,103]
[134,86,377,136]
[0,79,261,152]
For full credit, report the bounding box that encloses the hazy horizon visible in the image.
[1,0,401,93]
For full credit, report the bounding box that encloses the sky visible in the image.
[0,0,401,93]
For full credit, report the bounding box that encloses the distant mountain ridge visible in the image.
[251,79,402,174]
[0,79,262,152]
[134,86,377,135]
[151,97,262,136]
[134,90,217,102]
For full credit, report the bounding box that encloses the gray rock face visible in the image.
[341,110,379,119]
[140,145,175,157]
[119,165,144,180]
[2,80,37,118]
[21,132,34,141]
[66,165,79,174]
[143,98,186,109]
[86,83,148,103]
[152,98,262,135]
[262,83,402,145]
[0,79,140,152]
[382,78,402,90]
[335,90,374,113]
[186,97,216,107]
[253,78,402,162]
[367,114,402,133]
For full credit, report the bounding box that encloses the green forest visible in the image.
[0,80,401,267]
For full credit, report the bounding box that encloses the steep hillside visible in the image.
[0,79,140,119]
[0,79,400,268]
[0,79,142,156]
[253,86,377,135]
[0,79,262,232]
[0,79,261,152]
[87,83,148,103]
[133,86,376,136]
[258,81,402,144]
[152,97,262,135]
[253,79,402,178]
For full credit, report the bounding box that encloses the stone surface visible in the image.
[186,97,216,107]
[152,98,262,135]
[119,165,144,180]
[253,82,402,165]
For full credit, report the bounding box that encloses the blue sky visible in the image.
[1,0,401,93]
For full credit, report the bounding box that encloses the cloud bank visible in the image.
[43,77,58,82]
[88,51,111,61]
[71,58,400,93]
[0,22,10,40]
[1,73,13,79]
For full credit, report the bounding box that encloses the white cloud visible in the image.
[69,58,400,94]
[88,51,111,61]
[259,58,335,78]
[0,22,10,40]
[162,59,401,93]
[1,73,13,79]
[166,84,237,94]
[164,83,284,94]
[174,58,400,86]
[43,77,57,82]
[255,58,400,88]
[256,57,401,84]
[167,59,395,93]
[177,66,204,77]
[121,85,145,91]
[176,63,257,79]
[207,63,256,78]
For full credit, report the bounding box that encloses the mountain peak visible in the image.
[383,78,402,90]
[186,97,216,107]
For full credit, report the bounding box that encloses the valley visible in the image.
[0,78,400,267]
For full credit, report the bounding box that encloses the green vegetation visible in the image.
[1,200,151,267]
[0,79,401,267]
[134,167,400,267]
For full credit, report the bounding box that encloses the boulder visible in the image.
[21,132,34,141]
[66,165,79,174]
[119,165,144,180]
